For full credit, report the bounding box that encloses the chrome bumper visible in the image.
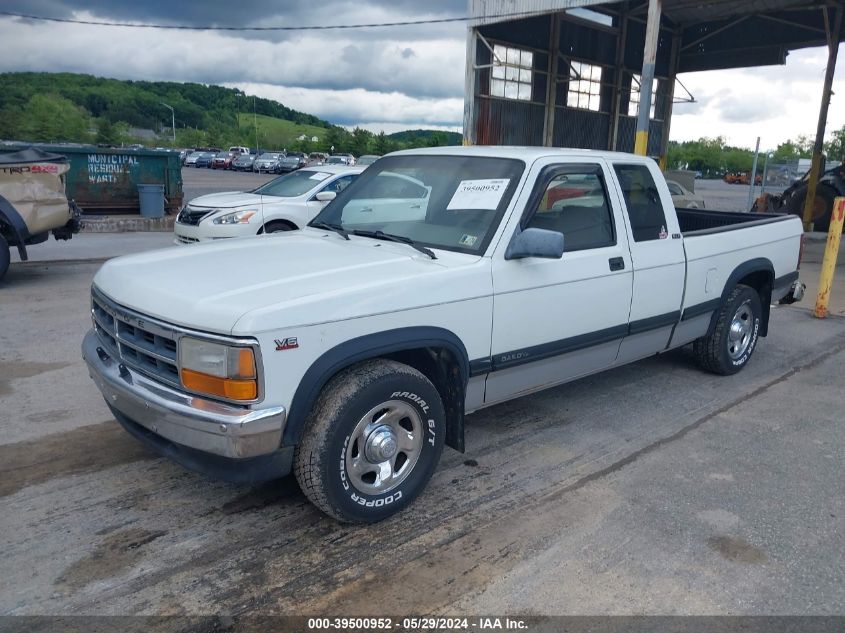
[82,329,285,459]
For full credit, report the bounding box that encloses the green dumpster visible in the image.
[0,143,183,216]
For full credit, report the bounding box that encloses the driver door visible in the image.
[485,158,634,405]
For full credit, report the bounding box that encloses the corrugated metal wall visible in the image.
[471,5,673,154]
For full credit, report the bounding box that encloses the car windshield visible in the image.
[326,157,345,164]
[310,155,524,254]
[253,170,330,197]
[189,151,203,157]
[259,153,279,160]
[357,156,379,165]
[215,152,230,158]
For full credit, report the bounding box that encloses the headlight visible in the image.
[179,337,257,401]
[212,209,257,225]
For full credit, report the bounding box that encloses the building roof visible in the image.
[469,0,843,72]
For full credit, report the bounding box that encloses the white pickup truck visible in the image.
[83,147,804,522]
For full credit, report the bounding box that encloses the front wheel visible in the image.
[294,359,445,523]
[693,284,762,375]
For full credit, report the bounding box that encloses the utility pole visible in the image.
[803,5,843,231]
[160,102,175,143]
[253,96,258,152]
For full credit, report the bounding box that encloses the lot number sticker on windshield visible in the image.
[310,172,331,180]
[447,179,510,211]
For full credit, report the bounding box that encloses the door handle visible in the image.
[609,257,625,271]
[360,207,373,212]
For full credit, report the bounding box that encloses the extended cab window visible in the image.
[613,164,668,242]
[525,170,614,251]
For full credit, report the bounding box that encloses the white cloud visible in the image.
[671,45,845,150]
[227,83,463,127]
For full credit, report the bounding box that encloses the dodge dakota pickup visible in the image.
[83,147,804,522]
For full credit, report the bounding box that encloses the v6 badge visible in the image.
[274,337,299,351]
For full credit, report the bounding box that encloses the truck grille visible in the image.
[91,288,180,388]
[177,206,214,226]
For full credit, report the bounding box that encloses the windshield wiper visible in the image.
[352,229,437,260]
[311,221,349,240]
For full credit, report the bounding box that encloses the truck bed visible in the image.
[676,208,794,235]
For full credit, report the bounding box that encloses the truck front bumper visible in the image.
[82,329,292,483]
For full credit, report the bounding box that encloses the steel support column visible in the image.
[634,0,662,156]
[543,14,562,146]
[803,6,842,230]
[658,30,681,169]
[463,28,478,146]
[609,4,629,151]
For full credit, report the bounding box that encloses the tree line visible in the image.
[667,130,845,178]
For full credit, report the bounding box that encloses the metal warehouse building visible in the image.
[462,0,845,167]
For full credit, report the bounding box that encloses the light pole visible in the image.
[160,102,175,143]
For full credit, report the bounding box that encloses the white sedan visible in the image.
[174,165,364,244]
[666,179,705,209]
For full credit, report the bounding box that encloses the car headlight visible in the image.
[179,337,257,401]
[212,209,257,225]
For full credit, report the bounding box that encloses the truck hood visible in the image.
[93,231,488,336]
[189,192,282,209]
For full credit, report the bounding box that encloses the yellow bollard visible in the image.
[813,196,845,318]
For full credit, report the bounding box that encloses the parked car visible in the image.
[174,165,363,243]
[231,153,256,172]
[308,152,328,166]
[325,155,354,166]
[212,151,235,170]
[666,179,705,209]
[185,151,205,167]
[229,146,250,155]
[356,154,381,166]
[194,152,216,168]
[278,152,308,173]
[254,152,283,173]
[84,147,804,523]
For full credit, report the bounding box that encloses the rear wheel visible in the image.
[693,284,762,375]
[786,184,836,232]
[294,359,445,523]
[0,233,9,281]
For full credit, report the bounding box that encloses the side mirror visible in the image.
[505,227,565,260]
[315,191,336,202]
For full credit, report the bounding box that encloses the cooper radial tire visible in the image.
[693,284,762,375]
[294,359,445,523]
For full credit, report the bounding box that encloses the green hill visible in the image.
[0,71,463,154]
[0,71,331,147]
[239,113,328,151]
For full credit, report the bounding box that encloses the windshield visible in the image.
[310,155,524,254]
[326,157,345,164]
[253,170,330,197]
[259,153,279,160]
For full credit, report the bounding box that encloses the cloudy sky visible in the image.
[1,1,844,151]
